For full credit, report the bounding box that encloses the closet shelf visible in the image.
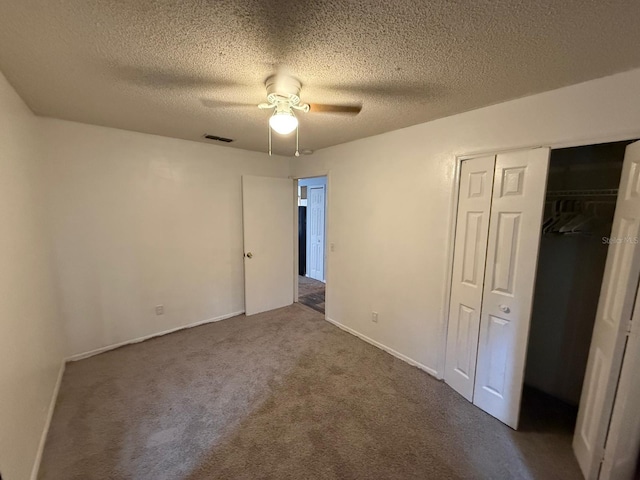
[546,189,618,197]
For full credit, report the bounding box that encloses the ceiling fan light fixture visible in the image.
[269,110,298,135]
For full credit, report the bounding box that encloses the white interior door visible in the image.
[473,147,550,429]
[445,155,496,400]
[307,185,325,282]
[573,140,640,479]
[242,175,294,316]
[599,285,640,480]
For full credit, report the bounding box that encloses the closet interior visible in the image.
[521,140,632,429]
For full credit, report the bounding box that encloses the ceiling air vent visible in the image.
[204,134,233,143]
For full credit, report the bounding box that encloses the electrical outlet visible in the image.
[372,311,379,323]
[155,305,164,315]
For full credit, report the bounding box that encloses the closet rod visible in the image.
[546,188,618,197]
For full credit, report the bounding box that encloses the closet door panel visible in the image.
[599,293,640,480]
[473,148,550,429]
[574,140,640,480]
[444,155,496,400]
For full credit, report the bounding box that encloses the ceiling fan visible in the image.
[256,75,362,156]
[115,66,366,156]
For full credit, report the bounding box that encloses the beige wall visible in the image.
[290,69,640,377]
[4,63,640,478]
[0,73,66,479]
[41,119,290,357]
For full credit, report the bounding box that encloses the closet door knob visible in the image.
[499,304,510,313]
[245,252,253,259]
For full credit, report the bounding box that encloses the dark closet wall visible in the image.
[525,141,630,405]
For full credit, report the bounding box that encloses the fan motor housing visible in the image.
[265,75,301,106]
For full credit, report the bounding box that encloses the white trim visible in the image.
[30,360,65,480]
[437,155,464,379]
[293,180,300,302]
[544,130,640,151]
[293,171,331,314]
[455,131,640,162]
[325,316,439,378]
[66,311,245,362]
[291,173,330,180]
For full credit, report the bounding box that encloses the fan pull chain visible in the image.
[295,123,300,157]
[268,124,272,156]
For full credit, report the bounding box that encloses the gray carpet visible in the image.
[39,303,582,479]
[298,276,325,314]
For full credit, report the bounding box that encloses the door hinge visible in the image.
[625,319,634,336]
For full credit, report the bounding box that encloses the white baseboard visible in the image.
[325,317,440,378]
[30,360,65,480]
[66,310,245,362]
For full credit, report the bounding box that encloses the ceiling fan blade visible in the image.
[200,98,257,108]
[319,82,445,102]
[114,65,246,91]
[308,103,362,115]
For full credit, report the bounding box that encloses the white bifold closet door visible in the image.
[473,148,550,429]
[445,155,496,400]
[445,148,550,430]
[573,140,640,480]
[599,293,640,480]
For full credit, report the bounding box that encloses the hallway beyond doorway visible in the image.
[298,276,325,314]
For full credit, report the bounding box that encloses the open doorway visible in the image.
[520,140,632,444]
[297,176,327,314]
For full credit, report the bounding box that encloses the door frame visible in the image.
[292,172,331,317]
[441,136,640,434]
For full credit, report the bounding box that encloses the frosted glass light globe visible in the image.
[269,111,298,135]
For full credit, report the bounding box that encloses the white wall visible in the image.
[41,120,290,357]
[4,66,640,479]
[0,73,66,479]
[290,68,640,377]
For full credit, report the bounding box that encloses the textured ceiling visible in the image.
[1,1,640,155]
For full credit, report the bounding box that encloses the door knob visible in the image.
[246,252,253,259]
[499,304,510,313]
